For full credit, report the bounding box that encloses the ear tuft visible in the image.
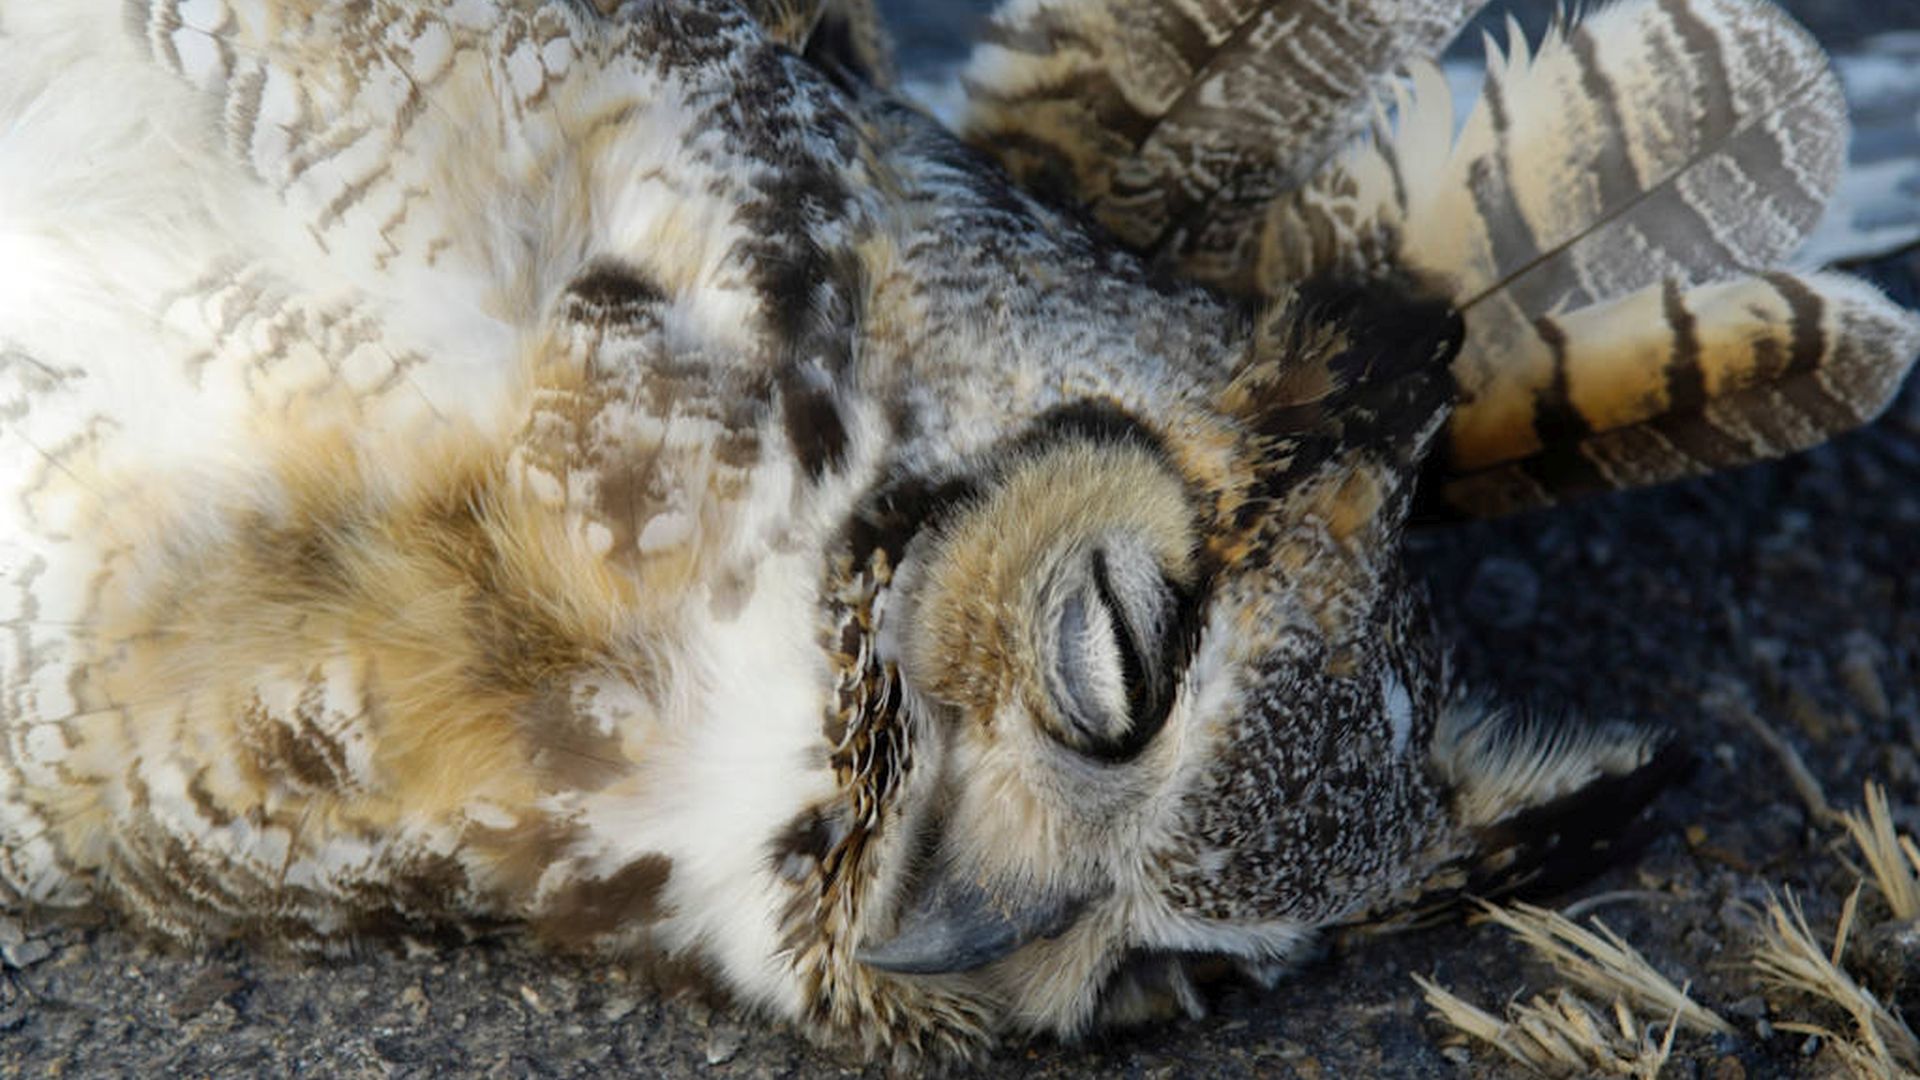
[1430,702,1691,897]
[1288,275,1464,395]
[1433,703,1665,829]
[1229,274,1463,463]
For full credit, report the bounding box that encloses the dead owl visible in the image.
[0,0,1914,1061]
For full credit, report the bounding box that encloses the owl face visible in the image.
[833,279,1566,1027]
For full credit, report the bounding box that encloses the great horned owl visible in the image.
[0,0,1914,1061]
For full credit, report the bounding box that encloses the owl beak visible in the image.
[854,871,1102,975]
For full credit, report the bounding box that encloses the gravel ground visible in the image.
[6,3,1920,1078]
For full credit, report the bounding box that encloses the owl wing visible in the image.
[955,0,1481,290]
[1256,0,1920,515]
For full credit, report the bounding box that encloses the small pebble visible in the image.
[167,969,246,1020]
[0,1006,27,1034]
[398,984,430,1026]
[3,939,52,970]
[1683,927,1722,956]
[704,1021,745,1066]
[182,1000,239,1038]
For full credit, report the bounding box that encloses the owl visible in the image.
[0,0,1915,1064]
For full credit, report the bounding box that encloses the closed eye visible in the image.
[1089,549,1152,724]
[1052,588,1131,751]
[1045,540,1183,761]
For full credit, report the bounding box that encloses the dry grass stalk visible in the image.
[1415,976,1678,1078]
[1752,887,1920,1079]
[1841,781,1920,921]
[1474,900,1733,1037]
[1711,687,1840,825]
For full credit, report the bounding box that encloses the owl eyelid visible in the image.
[1048,544,1182,762]
[1088,548,1152,722]
[1050,591,1131,752]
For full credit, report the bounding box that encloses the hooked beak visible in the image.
[855,868,1104,975]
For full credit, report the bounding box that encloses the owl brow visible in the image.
[1021,399,1167,457]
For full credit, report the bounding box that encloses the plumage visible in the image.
[1440,270,1920,514]
[0,0,1912,1065]
[1254,0,1920,513]
[959,0,1478,286]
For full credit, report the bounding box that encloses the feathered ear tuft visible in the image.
[1221,274,1463,469]
[741,0,895,87]
[1429,702,1691,898]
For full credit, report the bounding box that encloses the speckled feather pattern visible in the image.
[0,0,1907,1063]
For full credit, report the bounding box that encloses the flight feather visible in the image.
[1257,0,1920,513]
[957,0,1479,288]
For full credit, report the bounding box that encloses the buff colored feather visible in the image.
[1260,0,1920,514]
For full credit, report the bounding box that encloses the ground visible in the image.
[4,2,1918,1077]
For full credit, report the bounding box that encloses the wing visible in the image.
[1438,271,1920,515]
[1258,0,1920,515]
[956,0,1481,290]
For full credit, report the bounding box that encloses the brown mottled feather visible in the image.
[958,0,1477,288]
[2,0,1913,1063]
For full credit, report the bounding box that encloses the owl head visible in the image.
[834,275,1680,1036]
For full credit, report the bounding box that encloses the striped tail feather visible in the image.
[957,0,1480,290]
[1439,272,1920,516]
[1261,0,1920,515]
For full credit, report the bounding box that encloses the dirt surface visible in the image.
[6,3,1920,1078]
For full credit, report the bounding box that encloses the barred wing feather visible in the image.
[1440,272,1920,515]
[958,0,1479,289]
[1260,0,1920,514]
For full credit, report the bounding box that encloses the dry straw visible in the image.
[1841,781,1920,921]
[1415,976,1679,1077]
[1416,900,1726,1076]
[1751,886,1920,1080]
